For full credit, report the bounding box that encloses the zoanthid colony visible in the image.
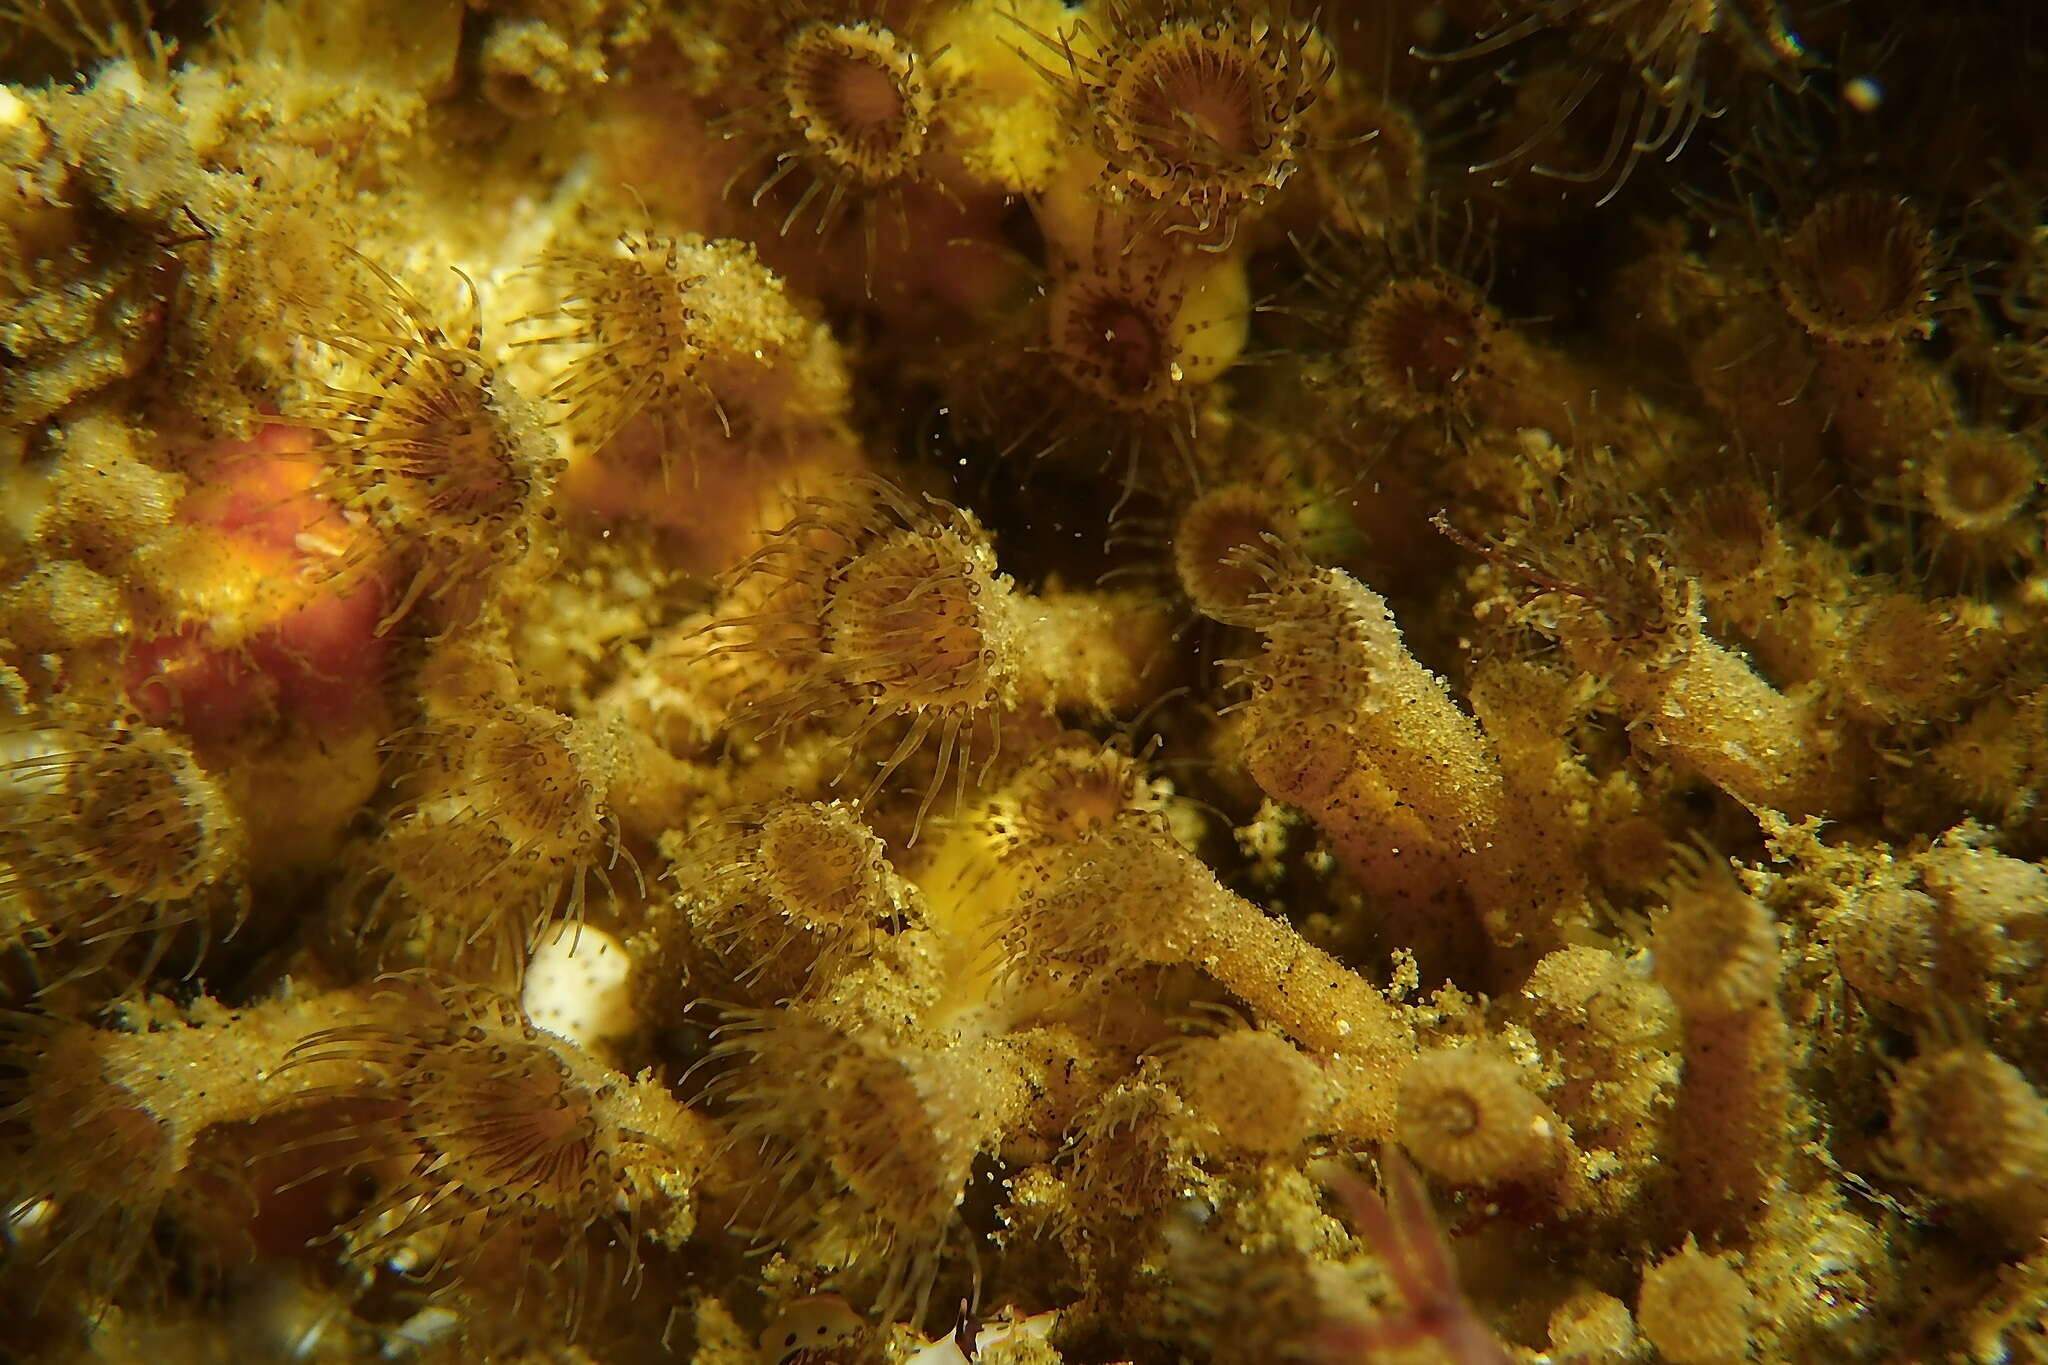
[3,2,2048,1363]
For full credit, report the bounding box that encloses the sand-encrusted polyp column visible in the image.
[343,694,627,985]
[1636,1239,1756,1365]
[664,797,928,1005]
[1226,556,1584,950]
[1886,1040,2048,1245]
[999,816,1415,1141]
[1513,945,1680,1219]
[1652,844,1793,1245]
[1771,192,1950,473]
[1394,1043,1595,1216]
[1614,634,1864,818]
[704,1010,1039,1323]
[1,989,370,1304]
[4,980,722,1326]
[618,476,1170,836]
[1547,545,1871,820]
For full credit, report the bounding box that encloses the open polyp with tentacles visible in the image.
[269,974,713,1335]
[1018,0,1334,250]
[707,0,957,292]
[0,705,245,980]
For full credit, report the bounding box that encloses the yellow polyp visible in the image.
[907,815,1025,1027]
[1034,144,1116,262]
[926,0,1079,195]
[1168,247,1250,386]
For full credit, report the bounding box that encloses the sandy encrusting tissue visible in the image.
[2,0,2047,1361]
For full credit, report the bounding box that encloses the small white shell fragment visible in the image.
[383,1304,461,1358]
[523,922,635,1048]
[905,1308,1058,1365]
